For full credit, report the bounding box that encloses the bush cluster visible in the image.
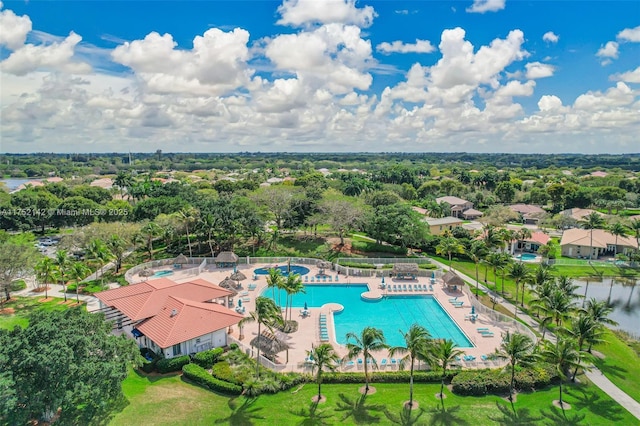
[350,241,407,255]
[140,348,159,373]
[211,361,243,386]
[418,263,437,270]
[451,363,557,396]
[156,355,190,374]
[192,348,224,369]
[182,364,243,395]
[10,280,27,291]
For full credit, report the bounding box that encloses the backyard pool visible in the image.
[153,270,174,277]
[516,253,537,261]
[263,284,473,348]
[254,265,310,276]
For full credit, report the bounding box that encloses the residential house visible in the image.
[560,208,604,222]
[516,231,550,253]
[423,216,464,235]
[509,204,546,225]
[95,277,242,359]
[560,228,638,259]
[436,196,475,218]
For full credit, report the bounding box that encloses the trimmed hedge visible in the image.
[451,364,558,396]
[156,355,190,374]
[182,364,243,395]
[193,348,224,369]
[350,241,407,255]
[418,263,437,270]
[140,348,159,373]
[322,370,455,384]
[10,280,27,291]
[211,361,243,386]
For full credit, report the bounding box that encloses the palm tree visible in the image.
[556,275,580,299]
[139,221,161,260]
[86,238,112,283]
[530,279,554,318]
[562,314,603,381]
[469,240,488,297]
[630,218,640,241]
[114,171,134,199]
[308,343,340,402]
[543,289,575,326]
[428,339,464,407]
[485,252,503,292]
[53,250,72,301]
[246,296,283,378]
[480,224,502,252]
[508,262,530,315]
[35,257,56,299]
[609,222,627,256]
[539,338,584,409]
[494,331,536,403]
[498,228,517,255]
[266,267,284,309]
[106,234,128,273]
[68,262,90,304]
[389,324,432,408]
[580,212,605,261]
[344,327,389,393]
[583,298,617,352]
[497,253,512,296]
[436,237,464,270]
[179,207,199,258]
[283,273,305,323]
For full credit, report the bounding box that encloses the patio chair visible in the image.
[381,359,387,367]
[346,360,355,368]
[429,284,433,291]
[335,274,339,281]
[481,331,494,337]
[248,284,257,291]
[310,276,315,282]
[242,297,250,303]
[448,297,459,303]
[304,276,308,282]
[481,355,488,361]
[240,291,249,296]
[476,327,489,332]
[390,358,397,366]
[328,276,332,282]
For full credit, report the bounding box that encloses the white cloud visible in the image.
[277,0,376,28]
[574,82,636,111]
[542,31,559,43]
[376,39,435,54]
[111,28,252,96]
[610,66,640,83]
[596,41,619,65]
[617,25,640,42]
[0,4,32,50]
[525,62,555,79]
[1,32,91,75]
[466,0,505,14]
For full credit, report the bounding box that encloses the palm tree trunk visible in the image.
[509,365,515,401]
[256,322,261,378]
[521,282,526,307]
[475,264,480,298]
[364,357,369,392]
[409,358,415,406]
[559,382,563,408]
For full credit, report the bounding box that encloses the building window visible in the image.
[196,338,201,344]
[172,343,182,357]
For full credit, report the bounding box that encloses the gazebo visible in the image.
[392,263,419,280]
[250,330,290,362]
[215,251,239,268]
[442,271,465,291]
[316,260,332,276]
[230,271,247,289]
[173,253,189,269]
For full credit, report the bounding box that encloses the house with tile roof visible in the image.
[423,216,464,235]
[560,228,638,259]
[436,196,475,218]
[509,204,546,225]
[95,278,242,358]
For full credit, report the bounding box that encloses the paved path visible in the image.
[14,279,116,312]
[431,258,640,420]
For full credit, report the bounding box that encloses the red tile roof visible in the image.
[136,296,243,348]
[95,277,234,321]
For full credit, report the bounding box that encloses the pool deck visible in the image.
[131,263,513,371]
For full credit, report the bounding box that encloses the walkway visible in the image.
[15,279,114,312]
[430,258,640,420]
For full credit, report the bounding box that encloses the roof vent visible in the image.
[170,309,178,317]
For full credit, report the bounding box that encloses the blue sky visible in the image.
[1,0,639,153]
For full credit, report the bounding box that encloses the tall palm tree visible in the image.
[428,339,464,407]
[35,257,56,299]
[266,268,284,309]
[246,296,283,378]
[179,207,199,258]
[498,253,512,296]
[284,273,305,323]
[562,314,603,381]
[580,212,605,261]
[53,250,72,301]
[556,275,580,299]
[630,218,640,241]
[494,331,536,403]
[583,298,618,352]
[469,240,488,297]
[498,228,517,255]
[540,338,584,409]
[480,224,502,252]
[609,222,628,257]
[508,262,530,315]
[389,324,432,408]
[344,327,389,393]
[530,279,554,319]
[436,237,464,270]
[516,227,532,249]
[86,238,112,283]
[139,221,161,260]
[68,262,90,304]
[543,289,575,326]
[106,234,128,273]
[308,343,340,402]
[485,252,503,292]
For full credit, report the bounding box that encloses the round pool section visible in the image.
[253,265,310,276]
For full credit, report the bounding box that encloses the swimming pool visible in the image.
[262,284,473,348]
[254,265,310,276]
[153,270,174,277]
[516,253,537,261]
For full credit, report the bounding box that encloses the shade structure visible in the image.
[219,277,236,289]
[173,253,189,264]
[139,267,154,277]
[238,299,242,307]
[250,330,289,356]
[230,271,247,282]
[471,305,475,315]
[304,301,308,310]
[382,276,385,284]
[432,271,436,279]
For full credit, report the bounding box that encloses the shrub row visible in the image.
[418,263,437,270]
[211,361,243,386]
[192,348,224,369]
[182,364,243,395]
[156,355,191,374]
[322,370,455,384]
[451,364,557,396]
[140,348,159,373]
[350,241,407,255]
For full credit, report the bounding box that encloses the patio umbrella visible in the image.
[304,301,308,310]
[238,299,242,307]
[219,277,236,289]
[382,276,385,284]
[250,330,290,357]
[471,305,475,315]
[431,271,436,279]
[230,271,247,288]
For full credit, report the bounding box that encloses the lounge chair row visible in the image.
[346,358,399,369]
[477,327,494,337]
[386,283,433,292]
[319,314,329,342]
[305,275,339,283]
[248,283,257,291]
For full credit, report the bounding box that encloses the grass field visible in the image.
[0,296,80,330]
[594,329,640,404]
[110,369,636,425]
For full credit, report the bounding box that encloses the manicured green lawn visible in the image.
[0,296,79,330]
[111,369,636,425]
[593,329,640,404]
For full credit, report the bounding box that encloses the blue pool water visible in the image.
[516,253,537,261]
[262,284,473,348]
[153,270,174,277]
[254,265,310,276]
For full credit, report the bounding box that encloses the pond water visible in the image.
[0,178,37,191]
[573,277,639,338]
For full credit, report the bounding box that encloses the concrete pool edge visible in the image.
[432,294,476,348]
